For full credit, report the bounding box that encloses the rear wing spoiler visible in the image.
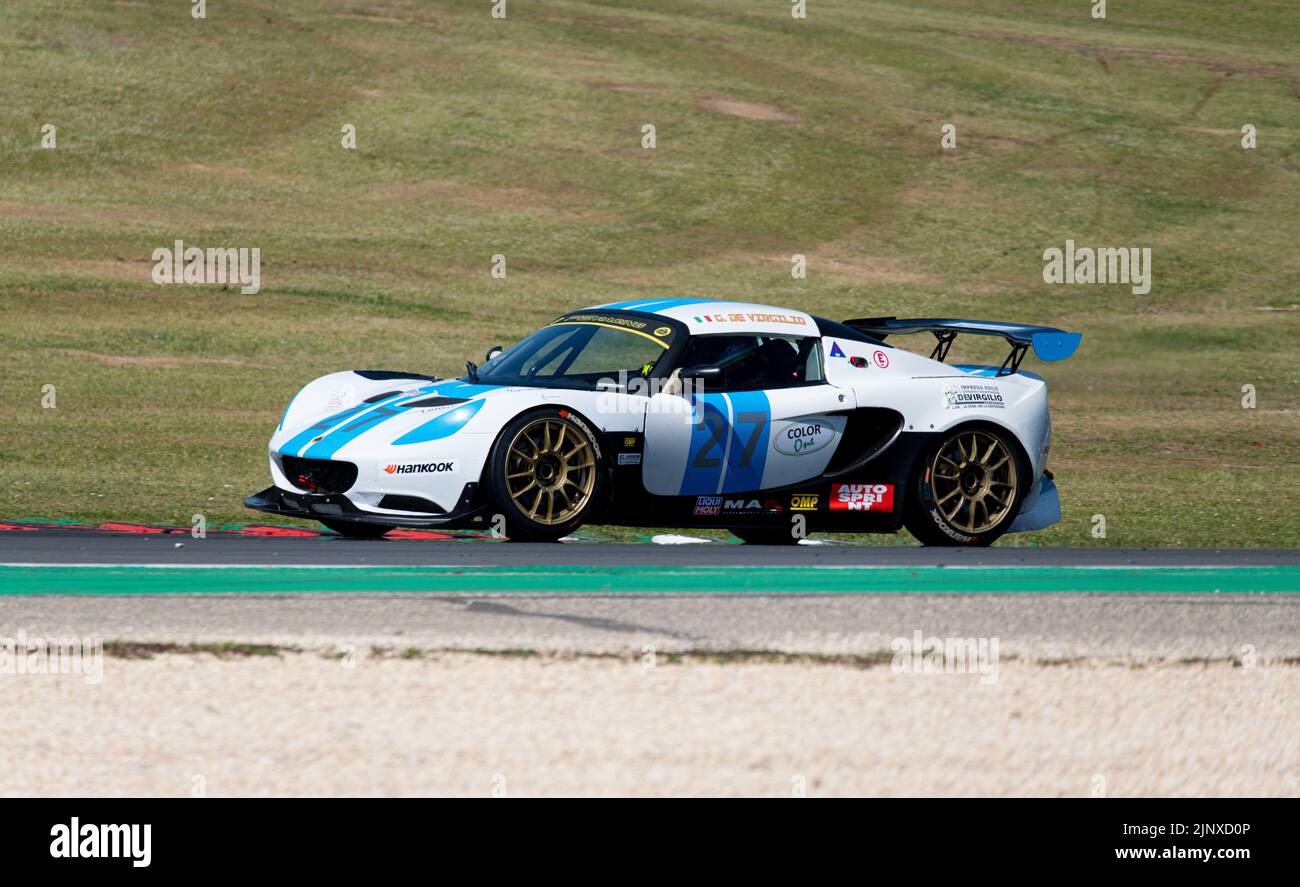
[844,317,1082,376]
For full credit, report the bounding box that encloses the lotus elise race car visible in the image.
[246,299,1080,544]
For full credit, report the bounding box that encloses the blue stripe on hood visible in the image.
[300,396,416,459]
[392,399,485,445]
[289,382,502,459]
[281,401,384,456]
[420,381,500,398]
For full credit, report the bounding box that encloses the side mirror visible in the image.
[679,364,724,391]
[485,345,504,362]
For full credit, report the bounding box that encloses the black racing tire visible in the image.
[486,407,606,543]
[319,519,394,539]
[903,424,1029,547]
[728,526,801,545]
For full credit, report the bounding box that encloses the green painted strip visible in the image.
[0,565,1297,594]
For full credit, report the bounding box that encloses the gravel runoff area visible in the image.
[3,649,1296,797]
[4,589,1299,796]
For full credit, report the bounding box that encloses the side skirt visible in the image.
[598,431,938,532]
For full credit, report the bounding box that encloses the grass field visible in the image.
[1,0,1297,546]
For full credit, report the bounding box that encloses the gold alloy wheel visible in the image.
[504,417,597,525]
[928,430,1018,535]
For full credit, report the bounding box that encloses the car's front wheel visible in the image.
[903,426,1027,547]
[486,408,606,542]
[318,518,394,539]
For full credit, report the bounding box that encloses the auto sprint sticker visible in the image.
[943,383,1004,409]
[830,483,894,512]
[774,420,835,456]
[383,461,456,474]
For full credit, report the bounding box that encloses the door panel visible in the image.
[760,386,849,488]
[643,384,849,495]
[641,392,699,495]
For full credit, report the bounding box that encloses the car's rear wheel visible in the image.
[486,408,605,542]
[318,518,393,539]
[904,426,1026,547]
[728,526,800,545]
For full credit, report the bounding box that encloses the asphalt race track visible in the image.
[2,528,1299,660]
[2,526,1298,567]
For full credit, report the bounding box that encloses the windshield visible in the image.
[473,317,675,390]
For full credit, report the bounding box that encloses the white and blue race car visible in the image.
[246,299,1080,544]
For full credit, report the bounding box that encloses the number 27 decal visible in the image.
[692,411,767,469]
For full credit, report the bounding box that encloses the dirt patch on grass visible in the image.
[699,96,799,123]
[536,11,719,42]
[0,201,148,226]
[367,179,615,221]
[0,198,244,230]
[58,350,253,369]
[368,179,550,209]
[1174,125,1242,137]
[45,259,151,282]
[174,163,289,184]
[964,133,1039,153]
[957,30,1298,78]
[899,179,977,206]
[585,80,668,95]
[330,11,434,27]
[763,252,935,285]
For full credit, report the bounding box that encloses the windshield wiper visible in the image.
[466,360,479,383]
